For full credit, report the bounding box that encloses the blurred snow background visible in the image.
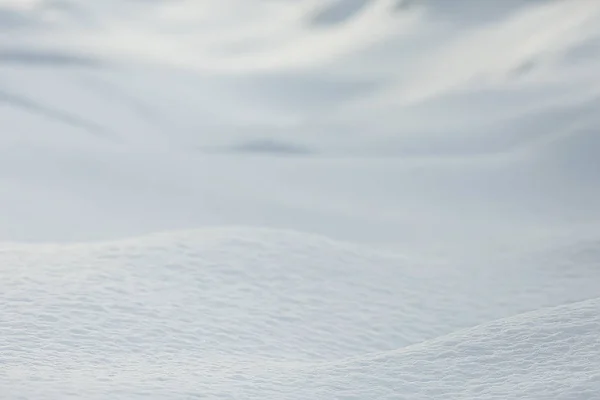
[1,0,599,249]
[1,0,600,398]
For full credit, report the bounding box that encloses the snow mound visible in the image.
[1,228,599,398]
[284,298,600,400]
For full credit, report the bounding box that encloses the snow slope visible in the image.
[1,229,599,398]
[284,298,600,400]
[2,0,600,398]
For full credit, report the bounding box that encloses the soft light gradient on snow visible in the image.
[2,229,600,399]
[1,0,600,398]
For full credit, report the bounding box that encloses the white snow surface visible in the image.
[2,0,600,398]
[1,228,600,399]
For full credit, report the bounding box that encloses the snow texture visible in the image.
[2,0,600,398]
[1,228,600,398]
[287,298,600,400]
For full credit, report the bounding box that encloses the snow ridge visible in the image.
[1,228,599,398]
[284,298,600,400]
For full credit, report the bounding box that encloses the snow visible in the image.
[1,229,599,398]
[2,0,600,398]
[289,298,600,400]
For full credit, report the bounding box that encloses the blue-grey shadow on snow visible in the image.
[229,138,315,156]
[394,0,549,25]
[198,138,316,157]
[557,36,600,67]
[0,7,31,30]
[306,0,541,28]
[0,49,101,67]
[0,89,114,139]
[309,0,369,26]
[234,72,382,113]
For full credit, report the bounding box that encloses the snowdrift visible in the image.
[1,228,599,398]
[281,298,600,400]
[2,1,600,397]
